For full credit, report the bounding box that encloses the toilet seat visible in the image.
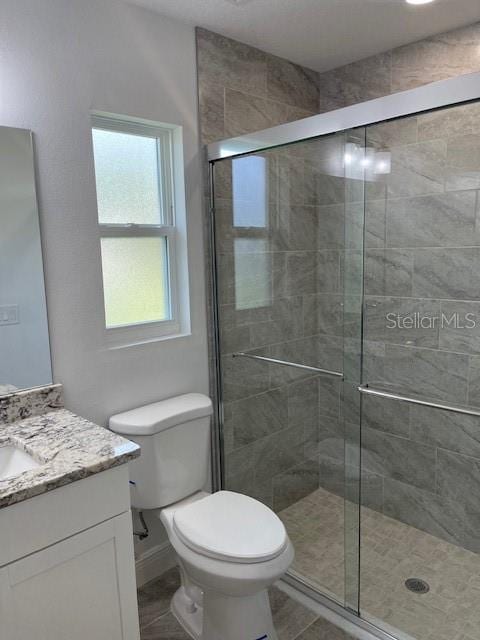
[172,491,288,564]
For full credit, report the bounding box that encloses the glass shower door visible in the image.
[359,101,480,640]
[211,127,366,611]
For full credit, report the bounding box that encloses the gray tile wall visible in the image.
[318,22,480,112]
[357,105,480,553]
[196,29,323,510]
[213,136,353,511]
[197,22,480,544]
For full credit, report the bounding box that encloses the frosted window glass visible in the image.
[101,237,169,328]
[93,129,161,224]
[232,156,267,228]
[234,239,271,310]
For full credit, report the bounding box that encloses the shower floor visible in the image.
[279,487,480,640]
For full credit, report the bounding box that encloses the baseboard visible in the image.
[135,541,176,587]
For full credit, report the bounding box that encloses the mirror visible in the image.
[0,126,52,395]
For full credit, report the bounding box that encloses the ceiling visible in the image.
[128,0,480,72]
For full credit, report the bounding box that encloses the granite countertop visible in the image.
[0,407,140,509]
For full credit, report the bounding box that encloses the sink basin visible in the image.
[0,445,41,481]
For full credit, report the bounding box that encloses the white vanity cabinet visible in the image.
[0,465,140,640]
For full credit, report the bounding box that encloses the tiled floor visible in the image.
[280,487,480,640]
[137,565,355,639]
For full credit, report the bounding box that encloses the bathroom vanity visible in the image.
[0,385,141,640]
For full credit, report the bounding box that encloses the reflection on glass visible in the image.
[234,238,271,310]
[92,128,161,225]
[232,156,267,228]
[101,237,169,327]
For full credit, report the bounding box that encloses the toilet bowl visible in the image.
[160,491,294,640]
[109,393,294,640]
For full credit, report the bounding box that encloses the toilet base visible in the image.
[171,587,203,639]
[171,585,278,640]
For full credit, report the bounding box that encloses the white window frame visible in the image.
[91,113,189,347]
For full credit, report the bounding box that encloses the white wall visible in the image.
[0,0,209,559]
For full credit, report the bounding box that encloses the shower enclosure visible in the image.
[208,73,480,640]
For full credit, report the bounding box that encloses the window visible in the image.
[91,114,189,344]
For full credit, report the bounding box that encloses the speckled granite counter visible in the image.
[0,385,140,509]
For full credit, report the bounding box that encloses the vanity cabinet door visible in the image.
[0,512,140,640]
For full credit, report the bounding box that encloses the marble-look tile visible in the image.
[221,351,270,402]
[391,23,480,92]
[219,318,252,354]
[386,191,478,248]
[467,355,480,407]
[224,88,288,138]
[410,403,480,459]
[255,426,309,485]
[437,448,480,513]
[382,479,466,548]
[439,300,480,355]
[362,392,410,438]
[222,403,234,454]
[364,248,413,297]
[137,567,180,629]
[316,251,341,293]
[267,55,319,112]
[383,344,469,404]
[317,415,344,462]
[446,133,480,191]
[387,140,446,198]
[317,68,346,113]
[318,377,342,419]
[368,117,418,147]
[303,292,343,337]
[362,339,386,383]
[364,199,387,248]
[0,384,63,425]
[317,203,344,249]
[285,251,317,295]
[418,101,480,142]
[198,81,224,144]
[288,377,319,430]
[413,248,480,300]
[315,172,346,206]
[268,335,342,386]
[318,51,391,110]
[232,389,288,447]
[362,427,436,492]
[196,27,267,97]
[273,459,319,511]
[248,297,304,349]
[288,205,318,251]
[216,252,235,305]
[371,296,441,349]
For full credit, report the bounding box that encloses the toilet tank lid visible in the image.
[109,393,213,436]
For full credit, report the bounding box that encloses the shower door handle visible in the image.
[232,352,343,379]
[358,384,480,417]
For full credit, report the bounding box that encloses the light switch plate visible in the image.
[0,305,19,326]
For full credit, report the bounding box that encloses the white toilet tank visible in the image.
[109,393,213,510]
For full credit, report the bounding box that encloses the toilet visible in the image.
[109,393,294,640]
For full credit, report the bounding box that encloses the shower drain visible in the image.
[405,578,430,594]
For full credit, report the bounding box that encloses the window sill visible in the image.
[105,330,192,351]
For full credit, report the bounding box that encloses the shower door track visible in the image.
[208,69,480,640]
[207,71,480,161]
